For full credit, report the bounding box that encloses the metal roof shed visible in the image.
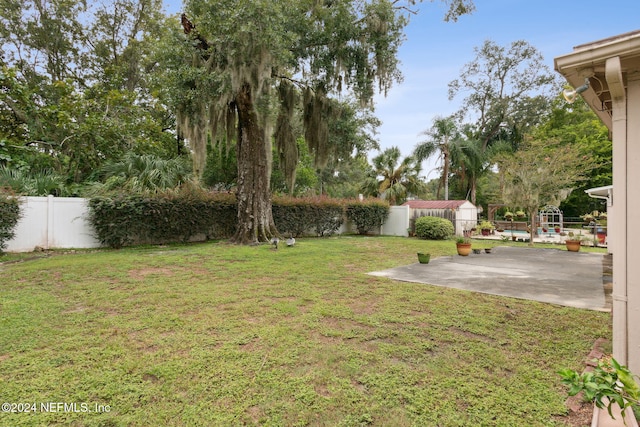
[402,200,478,237]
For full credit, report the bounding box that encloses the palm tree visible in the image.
[362,146,425,205]
[414,116,459,200]
[94,153,193,194]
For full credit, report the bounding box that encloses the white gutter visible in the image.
[606,56,628,366]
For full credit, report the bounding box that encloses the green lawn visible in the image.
[0,237,610,426]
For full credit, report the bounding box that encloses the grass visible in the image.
[0,237,610,426]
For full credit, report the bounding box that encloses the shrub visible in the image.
[88,187,236,248]
[0,191,21,252]
[345,199,390,235]
[415,216,454,240]
[273,196,344,237]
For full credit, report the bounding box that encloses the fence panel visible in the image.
[5,196,101,252]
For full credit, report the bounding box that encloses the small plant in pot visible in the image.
[478,220,494,236]
[565,231,584,252]
[455,236,472,256]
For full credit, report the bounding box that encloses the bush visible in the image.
[415,216,454,240]
[88,187,236,248]
[273,196,344,237]
[345,199,390,235]
[0,191,21,252]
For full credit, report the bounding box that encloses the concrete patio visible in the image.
[369,246,611,311]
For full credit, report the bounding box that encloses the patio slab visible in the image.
[368,246,610,311]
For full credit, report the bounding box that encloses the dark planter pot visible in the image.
[484,248,492,254]
[481,229,490,236]
[472,248,482,254]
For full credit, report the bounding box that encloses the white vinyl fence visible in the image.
[5,196,102,252]
[6,198,415,253]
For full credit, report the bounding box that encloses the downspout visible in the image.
[605,56,628,366]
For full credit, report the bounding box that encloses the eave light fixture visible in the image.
[562,78,590,103]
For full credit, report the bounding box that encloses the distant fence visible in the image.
[5,196,101,252]
[6,198,415,252]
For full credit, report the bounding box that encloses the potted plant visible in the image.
[478,220,494,236]
[554,225,561,233]
[559,356,639,426]
[565,231,583,252]
[504,211,514,220]
[455,236,472,256]
[417,253,431,264]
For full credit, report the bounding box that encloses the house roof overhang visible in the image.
[554,30,640,130]
[585,185,613,206]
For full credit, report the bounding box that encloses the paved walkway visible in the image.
[369,246,610,311]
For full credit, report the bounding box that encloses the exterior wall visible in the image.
[624,72,640,373]
[555,32,640,375]
[456,207,478,236]
[5,196,102,252]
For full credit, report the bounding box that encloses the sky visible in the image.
[163,0,640,177]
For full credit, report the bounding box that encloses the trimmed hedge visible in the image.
[415,215,454,240]
[345,199,390,235]
[0,192,21,252]
[273,196,344,237]
[88,191,394,248]
[88,188,236,248]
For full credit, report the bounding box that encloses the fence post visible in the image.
[47,195,54,250]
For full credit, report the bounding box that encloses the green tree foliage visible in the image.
[203,144,238,191]
[0,166,68,196]
[0,0,180,186]
[496,136,598,244]
[446,40,557,205]
[534,96,612,217]
[414,115,459,200]
[362,146,426,205]
[271,139,318,196]
[175,0,473,243]
[89,153,193,194]
[0,191,21,252]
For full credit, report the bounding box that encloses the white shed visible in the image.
[402,200,478,237]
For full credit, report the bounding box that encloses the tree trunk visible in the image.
[528,211,537,246]
[443,152,449,201]
[231,84,279,244]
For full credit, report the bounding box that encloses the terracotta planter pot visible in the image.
[566,240,581,252]
[456,243,472,256]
